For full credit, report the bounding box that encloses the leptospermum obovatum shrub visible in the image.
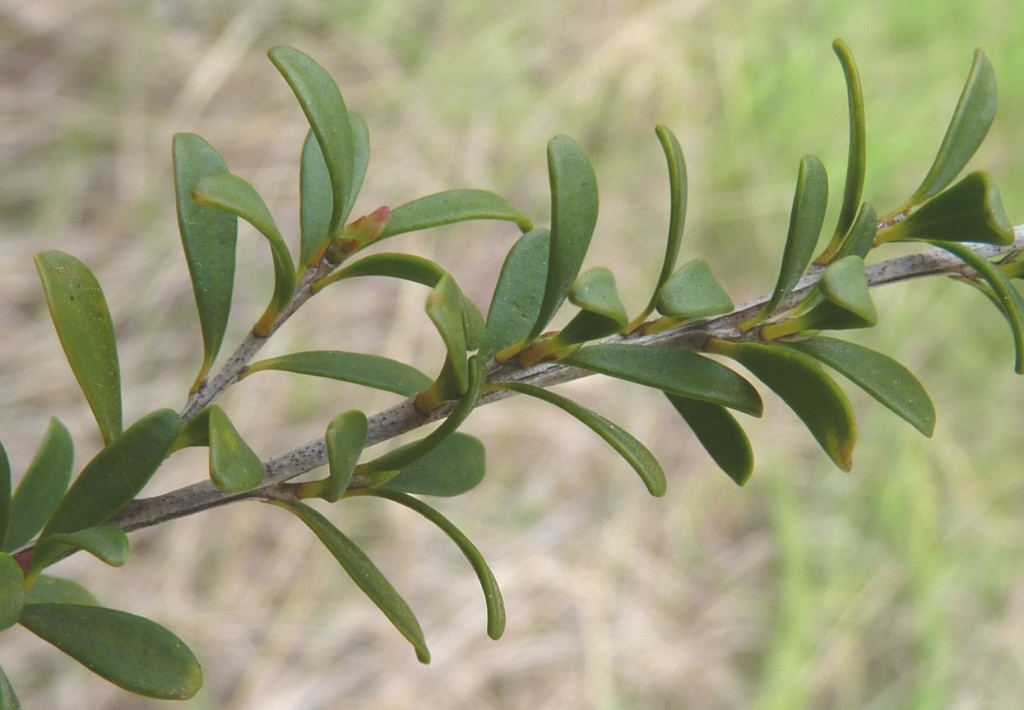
[0,39,1020,703]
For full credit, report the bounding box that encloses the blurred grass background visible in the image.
[2,0,1024,707]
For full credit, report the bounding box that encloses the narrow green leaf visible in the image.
[831,202,878,262]
[784,336,935,436]
[366,489,505,639]
[345,112,371,224]
[528,135,600,341]
[497,382,666,496]
[269,46,356,234]
[172,133,237,388]
[41,410,181,537]
[193,173,297,333]
[29,526,130,578]
[35,251,122,445]
[379,433,485,497]
[207,406,264,493]
[323,411,367,502]
[427,275,471,394]
[299,129,333,267]
[0,553,24,631]
[321,251,446,289]
[483,228,551,359]
[270,499,430,663]
[244,351,432,397]
[0,663,22,709]
[927,240,1024,373]
[380,189,531,240]
[877,171,1014,246]
[0,445,9,552]
[5,419,74,552]
[564,344,763,416]
[905,49,997,208]
[25,576,98,606]
[19,603,202,699]
[707,340,856,471]
[552,267,628,346]
[666,395,754,486]
[655,259,734,320]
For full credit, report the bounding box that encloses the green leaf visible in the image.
[270,499,430,663]
[19,603,202,699]
[707,339,856,471]
[172,133,238,389]
[320,251,446,289]
[927,240,1024,373]
[41,410,181,537]
[483,228,550,359]
[322,411,367,502]
[427,275,470,394]
[243,351,432,397]
[564,344,763,416]
[25,575,98,606]
[552,267,628,346]
[0,553,24,631]
[0,445,8,551]
[345,113,371,224]
[0,663,22,709]
[903,49,997,209]
[208,406,264,493]
[169,407,212,453]
[28,526,130,578]
[497,382,666,496]
[365,489,505,639]
[193,172,297,334]
[35,251,122,445]
[783,336,935,436]
[299,129,333,267]
[378,433,485,497]
[817,256,876,323]
[380,189,531,240]
[831,202,878,262]
[269,46,356,235]
[745,155,829,327]
[666,395,754,486]
[655,259,734,320]
[5,419,74,552]
[528,135,600,342]
[877,171,1014,246]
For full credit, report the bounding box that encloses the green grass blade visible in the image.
[35,251,122,445]
[299,129,333,267]
[207,406,265,493]
[269,499,430,663]
[497,382,666,496]
[172,133,237,388]
[378,433,485,497]
[655,259,734,320]
[6,419,74,552]
[666,395,754,486]
[244,351,432,397]
[19,603,202,699]
[380,189,531,240]
[0,553,24,631]
[483,228,551,359]
[564,343,763,416]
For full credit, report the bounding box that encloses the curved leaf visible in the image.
[548,267,628,348]
[269,46,356,234]
[380,189,531,240]
[0,663,22,709]
[0,553,24,631]
[665,395,754,486]
[784,336,935,436]
[35,251,122,444]
[831,202,878,262]
[528,135,600,341]
[299,129,333,267]
[366,488,505,639]
[270,499,429,662]
[817,256,876,324]
[169,407,211,453]
[707,339,856,471]
[172,133,238,388]
[244,351,432,397]
[379,433,485,497]
[322,410,367,502]
[497,382,666,496]
[484,228,551,359]
[345,112,371,224]
[28,526,130,578]
[25,575,98,607]
[427,275,470,394]
[41,409,181,537]
[208,406,265,493]
[655,259,734,320]
[5,419,74,552]
[19,603,202,699]
[563,343,763,416]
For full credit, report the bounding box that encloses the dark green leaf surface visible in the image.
[244,351,432,397]
[379,433,485,497]
[35,251,122,445]
[208,406,265,493]
[499,383,666,496]
[817,256,876,325]
[666,395,754,486]
[269,46,356,234]
[345,113,371,223]
[0,553,24,631]
[20,603,202,699]
[271,499,430,662]
[564,344,763,416]
[169,407,211,452]
[554,268,628,345]
[483,228,551,358]
[825,40,866,252]
[25,576,98,607]
[323,411,367,502]
[427,275,470,394]
[28,526,130,578]
[529,135,599,341]
[380,189,531,240]
[655,259,734,320]
[299,129,333,267]
[0,663,22,709]
[784,336,935,435]
[367,488,505,639]
[172,133,237,388]
[5,419,74,552]
[41,410,181,537]
[832,202,878,261]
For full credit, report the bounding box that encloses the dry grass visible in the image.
[2,1,1024,708]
